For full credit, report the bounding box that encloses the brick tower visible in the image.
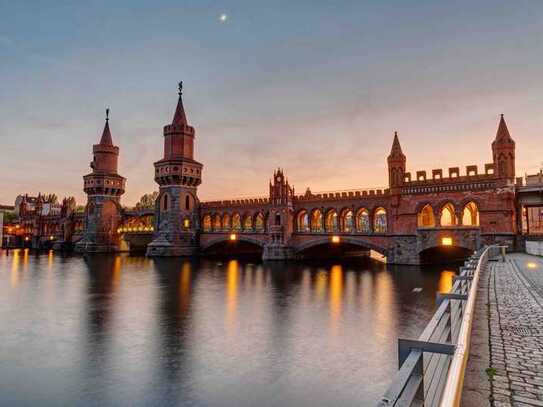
[492,114,516,182]
[146,82,203,257]
[387,131,406,192]
[262,168,296,260]
[75,109,126,253]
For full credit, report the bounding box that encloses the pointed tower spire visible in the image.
[99,108,113,145]
[495,114,514,143]
[389,131,404,158]
[172,81,188,126]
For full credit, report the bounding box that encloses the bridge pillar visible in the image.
[388,236,421,265]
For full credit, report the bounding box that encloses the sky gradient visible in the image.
[1,1,542,206]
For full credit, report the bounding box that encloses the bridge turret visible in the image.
[147,82,203,257]
[75,109,126,253]
[387,131,406,191]
[492,114,515,181]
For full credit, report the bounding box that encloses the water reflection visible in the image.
[0,251,459,406]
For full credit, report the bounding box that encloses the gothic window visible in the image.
[325,209,338,232]
[243,215,253,231]
[255,213,265,232]
[418,204,435,228]
[462,202,479,226]
[222,213,231,230]
[161,193,169,212]
[232,213,241,231]
[213,214,222,231]
[297,210,310,232]
[439,203,456,226]
[202,215,212,232]
[374,208,387,233]
[185,195,190,210]
[275,213,281,226]
[356,208,370,232]
[310,209,323,232]
[340,209,354,233]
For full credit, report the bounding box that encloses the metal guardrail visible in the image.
[378,245,501,407]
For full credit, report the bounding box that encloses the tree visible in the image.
[135,192,158,210]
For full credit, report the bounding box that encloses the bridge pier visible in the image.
[262,243,295,261]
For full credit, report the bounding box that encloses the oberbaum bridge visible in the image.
[11,82,543,264]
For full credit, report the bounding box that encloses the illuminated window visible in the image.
[418,204,435,228]
[232,213,241,231]
[297,210,309,232]
[325,210,338,232]
[341,209,354,233]
[255,213,265,232]
[440,203,456,226]
[222,214,231,231]
[183,218,190,228]
[202,215,212,232]
[356,208,370,232]
[243,215,253,231]
[462,202,479,226]
[311,209,323,232]
[374,207,387,233]
[213,215,222,231]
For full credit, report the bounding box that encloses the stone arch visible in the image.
[310,208,323,232]
[417,204,436,228]
[356,208,370,233]
[200,234,266,252]
[294,235,388,256]
[461,201,479,226]
[373,207,387,233]
[202,214,212,232]
[296,209,310,232]
[439,202,456,226]
[254,212,265,232]
[232,212,242,231]
[242,213,253,231]
[339,208,354,233]
[222,213,231,230]
[212,213,222,231]
[325,208,339,232]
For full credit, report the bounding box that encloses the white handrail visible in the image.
[439,246,495,406]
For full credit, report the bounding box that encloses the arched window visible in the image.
[213,214,222,231]
[185,195,190,210]
[183,218,191,229]
[462,202,479,226]
[374,207,387,233]
[297,210,309,232]
[356,208,370,232]
[161,193,169,212]
[440,203,456,226]
[311,209,323,232]
[340,209,354,233]
[202,215,212,232]
[418,204,435,228]
[255,213,265,232]
[232,213,241,231]
[275,212,281,226]
[243,215,253,231]
[325,209,338,232]
[222,214,231,230]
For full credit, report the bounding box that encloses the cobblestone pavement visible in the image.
[486,254,543,406]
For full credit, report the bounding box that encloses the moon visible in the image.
[219,13,228,22]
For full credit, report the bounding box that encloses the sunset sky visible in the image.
[1,1,542,206]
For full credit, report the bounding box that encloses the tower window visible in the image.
[185,195,190,210]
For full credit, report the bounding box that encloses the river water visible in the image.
[0,249,456,406]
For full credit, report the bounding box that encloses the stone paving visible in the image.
[463,253,543,407]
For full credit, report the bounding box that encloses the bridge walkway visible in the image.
[462,253,543,407]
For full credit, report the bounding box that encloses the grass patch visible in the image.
[485,367,497,380]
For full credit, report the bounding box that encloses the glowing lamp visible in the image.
[25,236,29,241]
[49,235,54,240]
[230,233,237,241]
[183,219,190,228]
[441,237,453,246]
[331,235,340,244]
[527,262,538,269]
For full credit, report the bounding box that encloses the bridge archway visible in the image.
[294,236,388,259]
[200,235,265,256]
[419,245,473,264]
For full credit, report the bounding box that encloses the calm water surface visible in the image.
[0,249,456,406]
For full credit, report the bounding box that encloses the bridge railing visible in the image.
[378,245,500,407]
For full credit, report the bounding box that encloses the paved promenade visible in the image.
[463,253,543,407]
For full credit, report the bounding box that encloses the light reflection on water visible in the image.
[0,250,458,406]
